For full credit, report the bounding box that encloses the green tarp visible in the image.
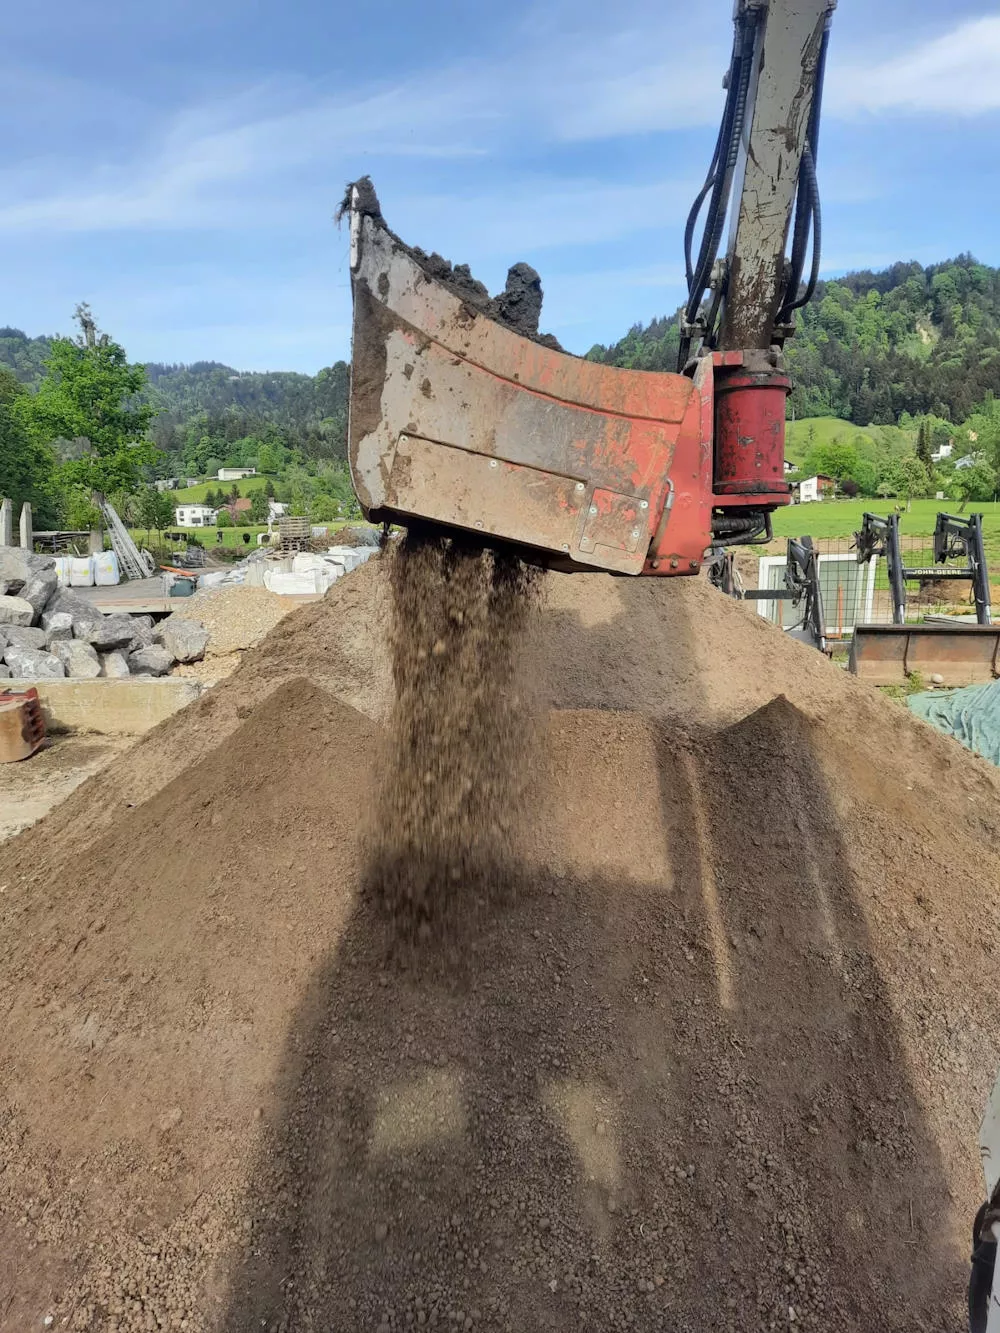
[909,679,1000,766]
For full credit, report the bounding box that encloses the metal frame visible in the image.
[855,510,993,626]
[756,550,876,637]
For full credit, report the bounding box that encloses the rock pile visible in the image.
[0,549,209,680]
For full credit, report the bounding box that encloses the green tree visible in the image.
[257,441,283,474]
[264,478,276,499]
[22,305,158,496]
[0,369,60,526]
[203,487,218,508]
[289,483,309,517]
[217,509,233,528]
[310,493,341,522]
[136,486,162,544]
[803,439,859,482]
[154,490,176,532]
[249,489,270,523]
[62,484,102,531]
[916,419,934,470]
[953,459,997,503]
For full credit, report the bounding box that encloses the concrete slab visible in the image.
[4,677,201,735]
[76,578,174,616]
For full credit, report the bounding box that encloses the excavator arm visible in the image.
[346,0,836,574]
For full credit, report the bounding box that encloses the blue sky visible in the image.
[5,0,1000,372]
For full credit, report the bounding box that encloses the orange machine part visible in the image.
[0,687,47,764]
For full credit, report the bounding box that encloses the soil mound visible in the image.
[2,553,1000,1331]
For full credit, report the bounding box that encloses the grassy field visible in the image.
[170,477,271,504]
[783,417,912,468]
[770,497,1000,540]
[129,522,351,553]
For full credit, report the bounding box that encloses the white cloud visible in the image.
[828,16,1000,116]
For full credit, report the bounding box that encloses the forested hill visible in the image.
[142,360,349,467]
[586,255,1000,425]
[5,254,1000,469]
[0,327,350,471]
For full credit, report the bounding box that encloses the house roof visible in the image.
[224,497,253,513]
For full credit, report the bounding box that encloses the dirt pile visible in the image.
[2,552,1000,1331]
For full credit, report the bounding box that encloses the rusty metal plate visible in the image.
[385,432,620,566]
[850,624,1000,686]
[579,488,644,557]
[347,209,704,573]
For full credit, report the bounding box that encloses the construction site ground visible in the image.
[2,553,1000,1331]
[0,735,131,842]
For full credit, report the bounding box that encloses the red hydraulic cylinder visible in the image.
[713,365,792,498]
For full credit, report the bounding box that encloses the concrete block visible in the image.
[0,596,35,627]
[18,502,32,550]
[0,498,11,547]
[51,639,102,679]
[2,677,201,734]
[4,647,66,678]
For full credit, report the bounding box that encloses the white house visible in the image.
[268,500,288,521]
[931,442,953,463]
[796,474,835,503]
[218,467,257,481]
[174,503,219,528]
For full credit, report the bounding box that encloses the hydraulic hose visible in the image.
[778,18,831,321]
[683,11,757,329]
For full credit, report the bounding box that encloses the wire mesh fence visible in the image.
[735,531,983,640]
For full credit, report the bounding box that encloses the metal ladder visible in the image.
[98,498,155,580]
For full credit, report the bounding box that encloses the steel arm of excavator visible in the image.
[346,0,835,575]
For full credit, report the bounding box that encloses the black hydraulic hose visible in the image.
[779,20,831,319]
[683,70,740,321]
[683,98,728,289]
[684,12,757,328]
[778,145,821,319]
[684,167,719,292]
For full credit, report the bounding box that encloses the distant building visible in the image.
[931,442,953,463]
[175,504,218,528]
[956,453,983,471]
[220,497,253,521]
[268,500,288,521]
[218,467,257,481]
[797,474,835,503]
[155,478,180,492]
[783,459,797,474]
